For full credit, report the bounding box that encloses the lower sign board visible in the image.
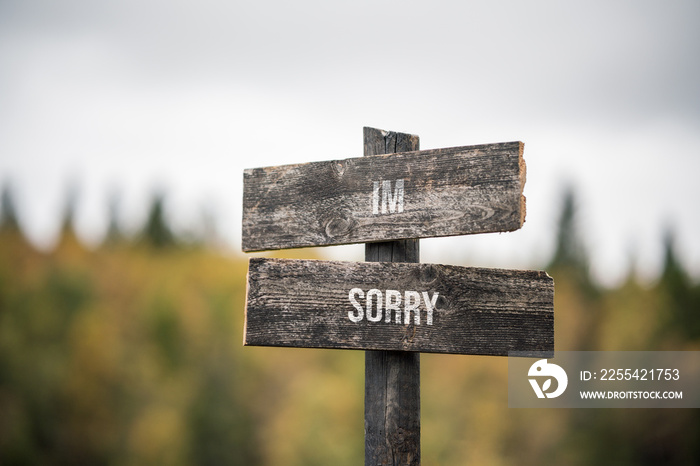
[244,258,554,356]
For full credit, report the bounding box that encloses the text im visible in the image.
[372,180,404,214]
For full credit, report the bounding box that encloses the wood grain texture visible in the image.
[363,127,421,466]
[241,139,526,252]
[243,258,554,356]
[365,350,420,466]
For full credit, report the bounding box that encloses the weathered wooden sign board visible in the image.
[244,257,554,355]
[242,141,525,252]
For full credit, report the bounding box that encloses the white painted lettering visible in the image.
[404,290,421,325]
[372,179,404,215]
[348,288,365,323]
[422,291,439,326]
[385,290,402,323]
[366,289,383,322]
[382,179,404,214]
[372,181,381,214]
[348,287,439,325]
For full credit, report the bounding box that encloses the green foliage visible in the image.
[1,183,20,232]
[59,183,79,238]
[104,190,124,246]
[549,187,586,271]
[141,193,176,249]
[0,233,264,464]
[547,186,597,298]
[658,230,700,340]
[148,295,185,371]
[0,183,698,465]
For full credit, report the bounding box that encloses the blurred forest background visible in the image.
[0,183,698,466]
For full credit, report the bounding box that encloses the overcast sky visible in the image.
[1,0,699,285]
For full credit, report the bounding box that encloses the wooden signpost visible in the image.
[241,127,554,465]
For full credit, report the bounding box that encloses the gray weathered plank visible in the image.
[242,140,526,252]
[244,258,554,356]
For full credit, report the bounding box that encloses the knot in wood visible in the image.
[419,264,438,285]
[402,324,417,347]
[330,160,347,178]
[324,215,354,239]
[434,294,449,312]
[391,427,407,445]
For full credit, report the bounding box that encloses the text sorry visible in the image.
[348,288,439,325]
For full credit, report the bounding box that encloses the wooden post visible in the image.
[364,127,421,465]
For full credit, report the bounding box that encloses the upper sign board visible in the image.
[242,141,525,252]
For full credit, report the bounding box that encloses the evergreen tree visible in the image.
[104,190,124,245]
[659,229,689,289]
[0,182,32,252]
[547,186,595,294]
[549,187,586,269]
[658,229,699,340]
[53,183,86,257]
[141,193,175,249]
[59,183,79,237]
[0,183,20,232]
